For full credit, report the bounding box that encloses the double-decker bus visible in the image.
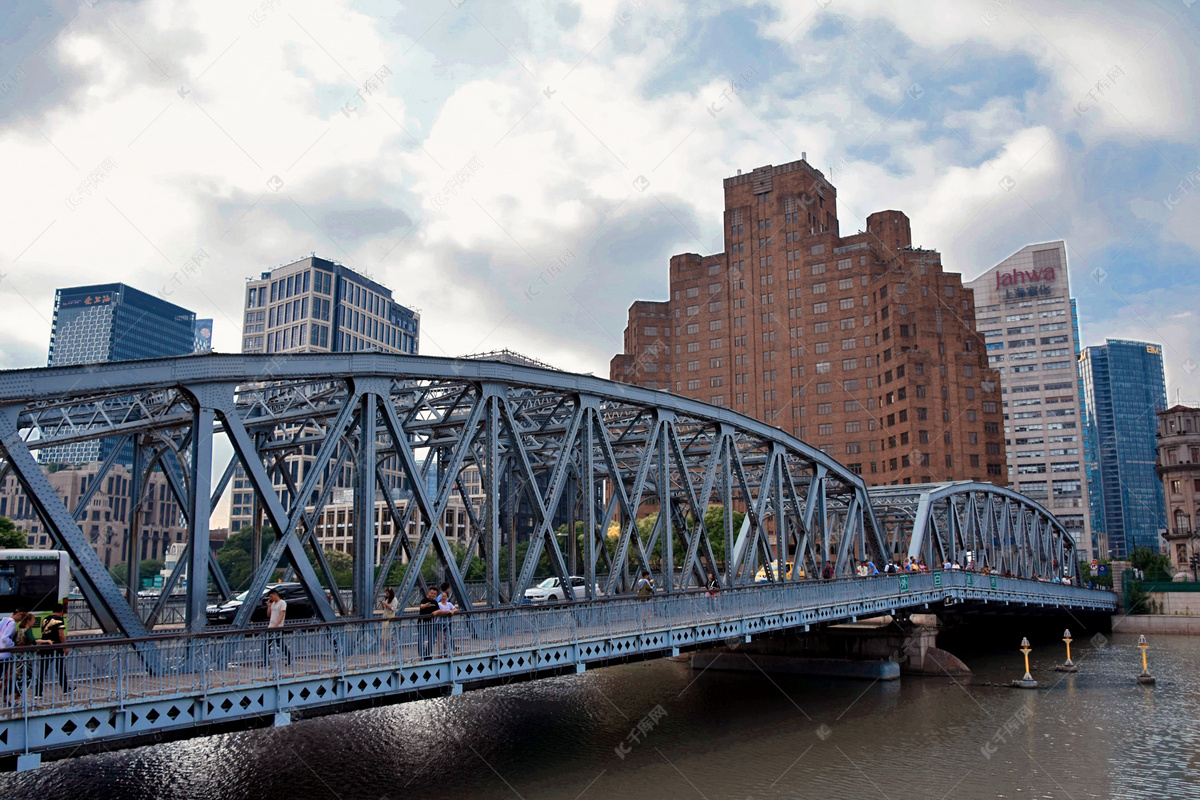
[0,550,71,614]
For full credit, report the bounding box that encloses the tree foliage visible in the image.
[1077,559,1113,588]
[553,505,742,574]
[108,558,166,586]
[0,516,25,549]
[1130,547,1173,581]
[216,525,279,590]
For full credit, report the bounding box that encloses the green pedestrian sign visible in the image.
[933,571,943,589]
[990,576,998,589]
[899,575,910,592]
[966,573,974,587]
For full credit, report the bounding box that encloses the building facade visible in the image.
[40,284,199,466]
[0,464,187,567]
[1156,405,1200,576]
[611,159,1006,486]
[964,242,1092,559]
[310,478,482,562]
[1080,339,1167,558]
[230,257,420,533]
[240,255,419,356]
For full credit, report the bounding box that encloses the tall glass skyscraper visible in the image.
[1080,339,1167,558]
[41,284,198,465]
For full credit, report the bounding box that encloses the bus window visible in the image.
[0,550,70,613]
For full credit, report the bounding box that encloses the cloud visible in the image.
[0,0,1197,403]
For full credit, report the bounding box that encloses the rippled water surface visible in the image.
[1,633,1197,800]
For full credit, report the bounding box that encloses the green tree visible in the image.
[1126,580,1159,615]
[377,540,486,588]
[108,558,167,586]
[1077,559,1113,588]
[307,546,353,588]
[0,516,25,549]
[215,525,278,590]
[1130,547,1173,581]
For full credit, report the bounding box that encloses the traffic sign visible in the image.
[966,573,975,587]
[989,575,998,588]
[933,571,943,588]
[899,575,910,592]
[1097,564,1108,576]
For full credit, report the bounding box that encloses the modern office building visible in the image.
[1156,404,1200,576]
[611,158,1007,486]
[239,255,419,355]
[965,242,1092,559]
[1080,339,1167,558]
[229,257,421,533]
[40,284,198,465]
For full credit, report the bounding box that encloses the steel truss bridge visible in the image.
[0,354,1115,767]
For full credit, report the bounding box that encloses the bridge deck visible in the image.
[0,573,1114,766]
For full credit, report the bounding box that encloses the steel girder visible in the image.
[0,353,886,634]
[867,481,1079,579]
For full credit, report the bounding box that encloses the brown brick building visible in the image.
[611,159,1006,486]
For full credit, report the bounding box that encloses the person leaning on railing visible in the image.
[0,609,19,700]
[36,604,70,696]
[7,613,38,703]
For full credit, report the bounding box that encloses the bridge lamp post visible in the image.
[1055,629,1077,673]
[1013,637,1038,688]
[1136,635,1156,685]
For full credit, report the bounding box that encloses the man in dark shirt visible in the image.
[821,561,835,580]
[418,588,438,659]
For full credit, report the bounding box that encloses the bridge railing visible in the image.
[0,574,1113,720]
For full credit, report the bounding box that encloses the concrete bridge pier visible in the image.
[691,615,970,681]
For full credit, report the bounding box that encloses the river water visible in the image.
[1,632,1197,800]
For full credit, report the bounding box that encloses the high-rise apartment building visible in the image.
[1156,404,1200,576]
[965,242,1092,558]
[40,284,198,465]
[1080,339,1167,558]
[229,256,420,532]
[240,255,419,355]
[611,159,1006,485]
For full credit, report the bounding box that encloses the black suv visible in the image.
[205,582,317,625]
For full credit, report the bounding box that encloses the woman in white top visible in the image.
[380,588,399,651]
[435,582,456,656]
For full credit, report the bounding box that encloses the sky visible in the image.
[2,0,1199,403]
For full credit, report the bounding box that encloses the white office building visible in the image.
[966,242,1093,561]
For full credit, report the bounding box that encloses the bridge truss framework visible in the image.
[0,354,1080,640]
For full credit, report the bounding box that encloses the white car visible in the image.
[523,576,602,603]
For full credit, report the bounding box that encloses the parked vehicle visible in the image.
[522,576,602,603]
[205,582,317,625]
[754,561,802,582]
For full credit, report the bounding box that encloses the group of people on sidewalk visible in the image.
[0,604,70,700]
[416,583,458,659]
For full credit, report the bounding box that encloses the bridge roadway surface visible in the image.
[1,571,1115,769]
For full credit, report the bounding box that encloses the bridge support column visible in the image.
[692,616,970,680]
[274,711,291,728]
